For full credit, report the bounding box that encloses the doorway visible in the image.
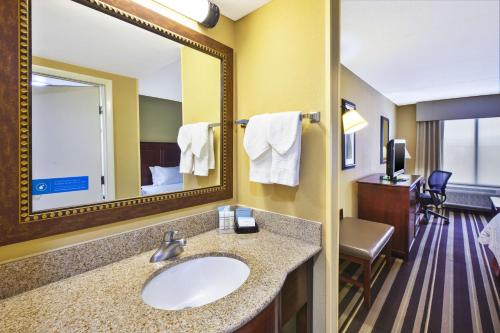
[31,72,114,211]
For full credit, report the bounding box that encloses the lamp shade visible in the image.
[405,147,412,159]
[342,109,368,134]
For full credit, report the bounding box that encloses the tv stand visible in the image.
[358,174,424,260]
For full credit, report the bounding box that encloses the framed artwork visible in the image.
[380,116,390,164]
[341,99,356,170]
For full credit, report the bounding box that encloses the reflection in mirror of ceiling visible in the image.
[341,0,500,105]
[32,0,182,101]
[138,60,182,102]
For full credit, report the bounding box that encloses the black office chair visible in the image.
[419,170,453,224]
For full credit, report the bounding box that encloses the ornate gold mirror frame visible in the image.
[0,0,233,245]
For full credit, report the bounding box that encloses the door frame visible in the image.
[32,65,116,201]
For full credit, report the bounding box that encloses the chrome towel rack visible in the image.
[235,112,321,128]
[208,122,220,128]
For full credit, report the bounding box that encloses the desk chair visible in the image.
[419,170,452,224]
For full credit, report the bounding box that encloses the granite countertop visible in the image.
[0,229,321,333]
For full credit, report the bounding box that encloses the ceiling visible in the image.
[212,0,272,21]
[32,0,273,78]
[341,0,500,105]
[32,0,182,80]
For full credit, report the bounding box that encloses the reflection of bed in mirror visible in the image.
[140,142,183,196]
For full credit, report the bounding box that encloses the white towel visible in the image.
[191,122,209,158]
[243,114,272,184]
[192,122,213,176]
[268,111,302,186]
[208,127,215,170]
[177,124,194,174]
[177,123,214,176]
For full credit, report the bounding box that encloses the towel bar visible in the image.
[235,112,320,128]
[208,122,220,128]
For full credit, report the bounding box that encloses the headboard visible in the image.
[140,142,181,186]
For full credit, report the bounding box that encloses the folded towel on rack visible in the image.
[191,122,209,158]
[268,111,302,187]
[191,122,211,176]
[208,127,215,170]
[194,126,215,176]
[177,124,194,174]
[268,111,302,154]
[243,114,272,184]
[177,123,215,176]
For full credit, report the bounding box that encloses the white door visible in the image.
[32,84,104,211]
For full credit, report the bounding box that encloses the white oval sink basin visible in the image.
[142,256,250,310]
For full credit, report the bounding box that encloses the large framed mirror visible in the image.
[0,0,233,245]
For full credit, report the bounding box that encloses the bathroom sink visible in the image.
[141,256,250,310]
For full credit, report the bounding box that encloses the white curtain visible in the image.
[415,120,443,180]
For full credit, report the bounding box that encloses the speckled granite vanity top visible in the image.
[0,229,321,333]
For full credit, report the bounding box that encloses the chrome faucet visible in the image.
[150,230,187,263]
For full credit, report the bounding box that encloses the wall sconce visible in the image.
[153,0,220,28]
[404,147,412,159]
[342,107,368,134]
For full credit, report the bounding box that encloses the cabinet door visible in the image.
[235,300,277,333]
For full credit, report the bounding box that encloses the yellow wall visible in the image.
[235,0,328,224]
[32,57,141,199]
[4,2,341,331]
[234,2,335,330]
[180,46,221,189]
[139,95,182,142]
[340,66,397,217]
[1,14,236,263]
[396,104,417,174]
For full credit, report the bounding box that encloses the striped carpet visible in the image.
[339,209,500,333]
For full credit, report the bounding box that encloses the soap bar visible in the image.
[237,217,256,227]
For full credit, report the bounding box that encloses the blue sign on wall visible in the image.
[32,176,89,195]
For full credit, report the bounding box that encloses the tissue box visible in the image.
[236,207,253,218]
[237,217,255,227]
[235,216,259,234]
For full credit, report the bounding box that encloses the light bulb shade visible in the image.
[405,147,412,159]
[342,109,368,134]
[155,0,220,28]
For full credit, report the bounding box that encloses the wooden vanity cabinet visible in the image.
[235,258,313,333]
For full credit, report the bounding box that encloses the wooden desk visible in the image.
[357,174,424,260]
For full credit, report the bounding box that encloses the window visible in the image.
[443,117,500,186]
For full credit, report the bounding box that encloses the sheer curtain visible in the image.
[415,120,444,180]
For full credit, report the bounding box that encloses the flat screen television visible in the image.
[386,139,406,180]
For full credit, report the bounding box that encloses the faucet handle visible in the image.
[163,230,178,242]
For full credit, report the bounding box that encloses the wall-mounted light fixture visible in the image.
[154,0,220,28]
[342,109,368,134]
[404,147,411,159]
[341,99,368,135]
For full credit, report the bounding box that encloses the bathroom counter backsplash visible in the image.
[0,207,321,299]
[0,228,321,333]
[0,210,218,300]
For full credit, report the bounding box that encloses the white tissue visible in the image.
[237,217,256,228]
